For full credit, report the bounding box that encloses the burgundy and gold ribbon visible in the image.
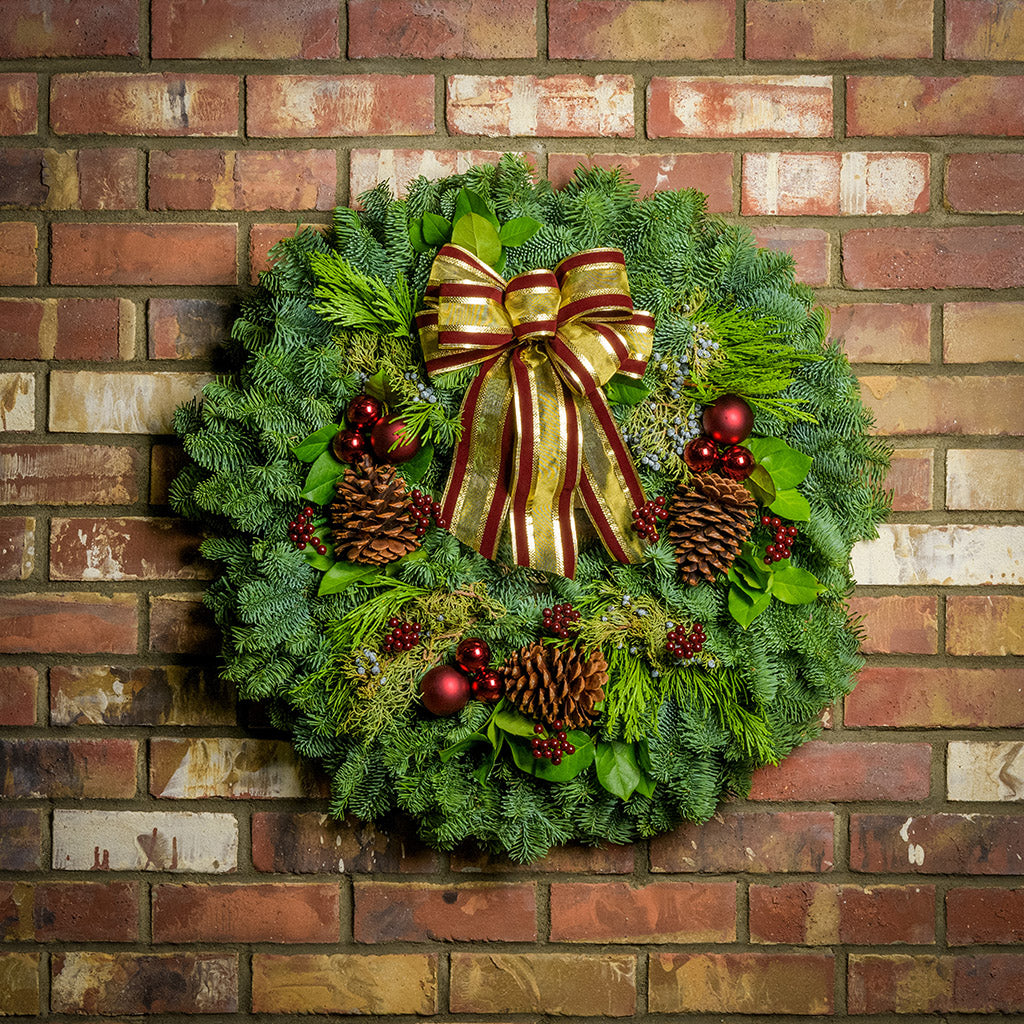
[415,244,654,579]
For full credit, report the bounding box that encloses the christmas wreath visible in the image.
[172,156,890,862]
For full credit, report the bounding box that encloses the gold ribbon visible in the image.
[416,244,654,578]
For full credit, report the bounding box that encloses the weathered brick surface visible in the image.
[149,443,185,505]
[947,888,1024,944]
[944,302,1024,362]
[0,738,136,799]
[148,592,220,653]
[0,809,42,871]
[0,148,137,211]
[649,952,834,1014]
[355,881,536,942]
[0,952,39,1015]
[549,882,735,943]
[947,0,1024,60]
[0,297,133,359]
[148,298,234,360]
[0,517,34,580]
[0,665,36,724]
[451,841,635,874]
[0,74,37,136]
[0,592,138,654]
[848,595,939,654]
[947,595,1024,655]
[0,880,139,941]
[946,450,1024,510]
[750,226,830,286]
[0,222,37,285]
[0,445,139,505]
[252,953,437,1014]
[0,371,34,428]
[650,812,835,874]
[350,148,529,200]
[947,741,1024,801]
[250,222,326,282]
[0,0,139,57]
[451,952,636,1015]
[947,152,1024,213]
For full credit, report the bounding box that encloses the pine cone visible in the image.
[667,471,756,585]
[500,643,607,729]
[329,457,421,566]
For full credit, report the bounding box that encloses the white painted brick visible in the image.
[948,741,1024,801]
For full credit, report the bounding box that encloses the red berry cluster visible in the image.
[761,515,798,564]
[666,621,705,659]
[289,506,328,556]
[542,603,581,638]
[382,617,422,653]
[410,489,449,536]
[632,496,669,541]
[531,719,575,765]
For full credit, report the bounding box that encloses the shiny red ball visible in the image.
[703,394,754,445]
[456,637,490,673]
[720,444,756,481]
[370,417,422,463]
[683,436,718,473]
[346,394,384,430]
[471,670,503,703]
[419,665,471,716]
[331,429,367,464]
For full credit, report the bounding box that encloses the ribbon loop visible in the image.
[417,244,654,578]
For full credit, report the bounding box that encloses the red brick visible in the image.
[0,222,37,285]
[150,444,186,506]
[747,0,932,58]
[0,75,37,136]
[0,298,44,358]
[0,881,138,941]
[350,148,530,200]
[549,881,735,943]
[0,666,35,724]
[548,0,733,59]
[0,517,33,580]
[749,740,932,801]
[851,813,1024,875]
[944,302,1024,362]
[947,595,1024,655]
[849,953,1024,1014]
[355,882,536,942]
[0,592,138,654]
[947,0,1024,60]
[947,152,1024,213]
[2,147,137,211]
[52,223,237,286]
[650,811,834,873]
[0,738,136,798]
[57,297,133,359]
[247,75,434,138]
[0,809,42,870]
[154,883,339,943]
[75,147,139,209]
[848,595,938,654]
[148,299,233,360]
[847,75,1024,137]
[451,841,635,874]
[52,952,238,1014]
[848,666,1024,728]
[0,952,38,1015]
[250,222,326,283]
[888,449,935,510]
[152,0,338,58]
[832,303,932,363]
[350,0,536,58]
[448,74,634,138]
[148,593,218,654]
[252,811,441,873]
[0,445,139,505]
[0,148,48,206]
[750,882,935,945]
[648,76,832,139]
[451,953,636,1015]
[50,517,209,582]
[650,952,833,1014]
[948,888,1024,944]
[51,73,238,137]
[149,149,336,212]
[548,152,734,212]
[751,227,829,286]
[0,0,139,56]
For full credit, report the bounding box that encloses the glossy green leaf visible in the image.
[409,219,429,253]
[746,436,813,489]
[364,368,387,401]
[594,740,642,801]
[493,707,537,737]
[771,564,823,605]
[455,188,500,230]
[394,441,433,487]
[451,212,502,268]
[292,423,341,462]
[604,375,653,406]
[634,772,657,798]
[316,559,378,597]
[422,211,452,247]
[508,732,595,781]
[300,450,345,505]
[301,525,335,570]
[769,487,811,521]
[441,732,491,762]
[728,581,772,629]
[745,463,776,505]
[499,216,542,248]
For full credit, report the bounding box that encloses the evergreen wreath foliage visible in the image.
[173,156,891,863]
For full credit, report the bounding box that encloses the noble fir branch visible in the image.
[310,251,413,336]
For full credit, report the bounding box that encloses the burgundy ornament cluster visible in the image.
[289,505,328,555]
[332,394,422,466]
[632,496,669,542]
[542,603,581,639]
[666,621,706,660]
[531,719,575,765]
[410,489,449,535]
[762,515,799,563]
[383,617,422,653]
[683,395,756,482]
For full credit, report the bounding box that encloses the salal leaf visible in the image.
[422,211,452,247]
[746,436,813,489]
[745,463,776,505]
[451,213,502,268]
[594,740,642,801]
[771,565,824,605]
[493,707,537,737]
[769,487,811,521]
[499,216,542,248]
[604,375,653,406]
[409,219,429,253]
[292,423,340,463]
[300,450,345,505]
[728,582,772,629]
[455,188,500,229]
[508,732,594,781]
[317,560,378,597]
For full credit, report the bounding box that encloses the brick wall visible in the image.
[1,1,1022,1018]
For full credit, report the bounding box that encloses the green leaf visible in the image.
[499,216,542,248]
[409,219,429,253]
[508,732,595,781]
[455,188,500,230]
[364,368,387,401]
[594,740,642,801]
[728,582,772,629]
[422,211,452,247]
[317,560,379,597]
[729,555,770,590]
[292,423,340,463]
[771,564,824,605]
[769,487,811,521]
[746,436,813,489]
[604,375,654,406]
[300,450,345,505]
[441,732,492,762]
[394,441,433,487]
[451,212,502,268]
[301,526,335,570]
[634,773,657,799]
[493,707,538,737]
[745,464,776,505]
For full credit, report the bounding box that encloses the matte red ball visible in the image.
[331,429,367,464]
[456,637,490,673]
[683,436,718,473]
[720,444,756,481]
[370,416,422,463]
[703,394,754,445]
[471,670,503,703]
[346,394,384,430]
[420,665,471,716]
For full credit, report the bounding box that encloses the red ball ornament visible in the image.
[370,416,422,463]
[331,429,367,464]
[683,436,718,474]
[419,665,471,716]
[471,670,503,703]
[720,444,755,481]
[703,394,754,445]
[456,637,490,674]
[346,394,384,430]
